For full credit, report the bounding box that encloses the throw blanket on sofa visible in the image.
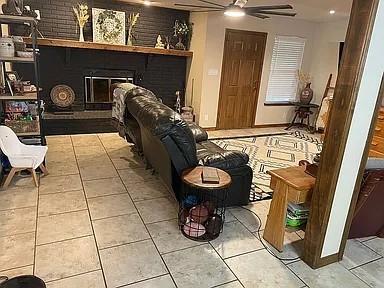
[112,83,137,124]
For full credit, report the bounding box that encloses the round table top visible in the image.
[182,166,232,189]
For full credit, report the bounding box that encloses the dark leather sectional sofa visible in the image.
[112,84,253,206]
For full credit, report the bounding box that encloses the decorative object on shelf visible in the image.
[11,36,26,52]
[73,3,89,42]
[5,71,21,93]
[297,70,313,104]
[154,35,165,49]
[22,5,37,18]
[127,12,139,46]
[16,50,33,58]
[92,8,125,45]
[173,20,190,50]
[175,90,181,113]
[164,36,173,50]
[50,84,75,109]
[24,6,44,38]
[1,0,23,16]
[300,83,314,104]
[0,37,15,57]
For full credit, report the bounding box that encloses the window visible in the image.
[265,36,306,103]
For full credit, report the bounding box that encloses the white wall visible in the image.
[185,13,208,122]
[310,19,349,104]
[186,13,350,128]
[322,0,384,257]
[187,13,318,127]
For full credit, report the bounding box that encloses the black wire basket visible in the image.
[178,185,228,241]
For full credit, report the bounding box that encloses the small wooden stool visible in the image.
[263,166,315,252]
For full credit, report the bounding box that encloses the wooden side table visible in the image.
[180,166,232,241]
[263,166,316,252]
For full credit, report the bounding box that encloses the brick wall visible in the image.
[12,0,190,118]
[16,0,189,47]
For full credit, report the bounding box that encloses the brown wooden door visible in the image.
[217,29,267,129]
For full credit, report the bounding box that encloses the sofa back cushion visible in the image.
[127,95,198,169]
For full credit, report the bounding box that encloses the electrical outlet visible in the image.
[204,114,209,121]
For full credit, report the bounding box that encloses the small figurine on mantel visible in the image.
[155,35,165,49]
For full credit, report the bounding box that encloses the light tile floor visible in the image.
[0,132,383,287]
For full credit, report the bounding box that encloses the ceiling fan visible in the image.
[174,0,297,18]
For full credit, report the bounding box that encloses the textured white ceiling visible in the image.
[120,0,352,22]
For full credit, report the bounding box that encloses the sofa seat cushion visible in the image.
[196,141,249,170]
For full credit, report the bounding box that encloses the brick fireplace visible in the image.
[12,0,190,135]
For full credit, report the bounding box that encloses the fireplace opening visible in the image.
[85,71,134,110]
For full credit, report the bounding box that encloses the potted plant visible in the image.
[173,20,190,50]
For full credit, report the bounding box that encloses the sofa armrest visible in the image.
[199,151,249,170]
[188,123,208,143]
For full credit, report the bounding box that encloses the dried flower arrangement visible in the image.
[73,3,89,42]
[173,20,192,50]
[297,70,311,91]
[127,12,140,46]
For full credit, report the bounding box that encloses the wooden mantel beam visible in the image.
[24,37,193,58]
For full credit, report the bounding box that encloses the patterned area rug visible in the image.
[212,131,322,201]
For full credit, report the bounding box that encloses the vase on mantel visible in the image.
[175,36,185,50]
[300,83,314,104]
[79,26,84,42]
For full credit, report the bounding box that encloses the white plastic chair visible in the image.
[0,125,48,188]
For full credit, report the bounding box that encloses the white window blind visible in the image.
[266,36,306,103]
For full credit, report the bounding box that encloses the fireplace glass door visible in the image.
[85,76,134,104]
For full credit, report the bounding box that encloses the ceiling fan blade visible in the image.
[190,9,223,12]
[247,12,270,19]
[257,10,296,16]
[196,0,227,8]
[174,3,221,9]
[245,5,293,11]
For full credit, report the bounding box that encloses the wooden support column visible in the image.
[303,0,384,268]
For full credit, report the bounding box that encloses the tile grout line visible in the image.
[100,136,180,288]
[97,237,152,251]
[43,268,102,285]
[71,135,109,288]
[0,205,37,213]
[0,264,34,274]
[160,242,207,256]
[38,208,89,218]
[358,239,384,259]
[208,241,245,288]
[114,273,170,288]
[228,206,307,287]
[36,234,95,247]
[349,255,384,271]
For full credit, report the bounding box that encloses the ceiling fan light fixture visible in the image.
[143,0,151,6]
[224,5,245,17]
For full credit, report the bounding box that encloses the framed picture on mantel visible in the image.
[92,8,126,45]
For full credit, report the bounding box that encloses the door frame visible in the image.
[216,28,267,130]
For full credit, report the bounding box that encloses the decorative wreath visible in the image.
[96,10,123,43]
